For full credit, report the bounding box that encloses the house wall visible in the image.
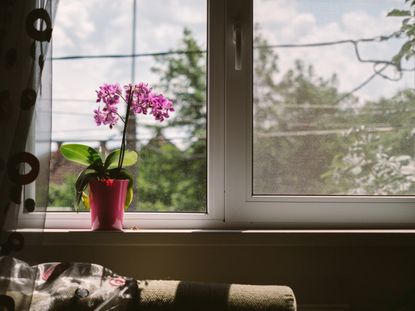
[18,231,415,311]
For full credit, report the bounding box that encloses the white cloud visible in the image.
[254,0,299,24]
[280,13,317,41]
[53,0,96,54]
[254,0,412,102]
[341,10,400,37]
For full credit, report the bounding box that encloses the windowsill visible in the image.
[17,228,415,246]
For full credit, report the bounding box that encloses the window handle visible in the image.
[233,23,242,70]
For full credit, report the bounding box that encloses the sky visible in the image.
[50,0,207,150]
[254,0,412,102]
[47,0,413,150]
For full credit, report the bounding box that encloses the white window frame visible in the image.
[19,0,227,230]
[19,0,415,230]
[224,0,415,229]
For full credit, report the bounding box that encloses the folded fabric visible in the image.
[0,256,139,310]
[0,256,296,311]
[138,280,296,311]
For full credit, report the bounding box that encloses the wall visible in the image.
[19,231,415,311]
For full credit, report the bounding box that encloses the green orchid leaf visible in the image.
[107,168,133,186]
[60,144,103,167]
[74,170,98,211]
[116,169,134,190]
[75,167,98,193]
[104,149,138,169]
[124,187,133,211]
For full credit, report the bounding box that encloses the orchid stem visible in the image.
[118,85,134,171]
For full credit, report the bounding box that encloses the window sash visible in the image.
[20,0,415,230]
[19,0,226,230]
[224,0,415,228]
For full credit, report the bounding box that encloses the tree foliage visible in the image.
[136,129,205,212]
[253,33,357,194]
[146,27,207,212]
[387,1,415,69]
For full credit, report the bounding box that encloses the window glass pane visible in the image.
[253,0,415,195]
[47,0,207,211]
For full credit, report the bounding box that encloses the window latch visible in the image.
[233,23,242,71]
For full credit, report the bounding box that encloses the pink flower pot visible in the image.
[88,179,129,231]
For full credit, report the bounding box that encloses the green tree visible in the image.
[48,174,76,208]
[253,33,357,194]
[152,28,206,137]
[136,129,185,211]
[48,173,90,210]
[145,28,207,211]
[136,129,206,212]
[323,90,415,194]
[321,2,415,195]
[387,1,415,69]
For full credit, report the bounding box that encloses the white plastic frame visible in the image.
[20,0,415,230]
[19,0,226,230]
[224,0,415,229]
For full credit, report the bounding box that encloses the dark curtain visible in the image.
[0,0,58,308]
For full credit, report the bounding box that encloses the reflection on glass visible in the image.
[253,0,415,195]
[47,0,207,212]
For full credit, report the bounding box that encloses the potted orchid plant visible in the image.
[60,83,173,230]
